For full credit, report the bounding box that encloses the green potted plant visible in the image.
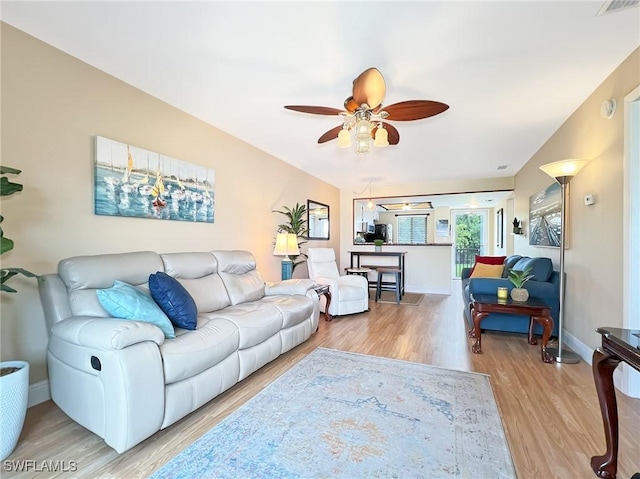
[508,267,534,302]
[272,202,308,273]
[373,238,384,252]
[0,165,39,460]
[512,217,522,235]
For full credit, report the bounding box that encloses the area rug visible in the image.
[369,290,424,305]
[150,348,515,479]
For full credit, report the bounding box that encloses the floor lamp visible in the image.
[539,158,591,363]
[273,233,299,280]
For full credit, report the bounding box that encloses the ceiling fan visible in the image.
[284,68,449,153]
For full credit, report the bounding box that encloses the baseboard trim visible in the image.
[28,379,51,407]
[564,330,592,365]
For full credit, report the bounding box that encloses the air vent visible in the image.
[497,165,508,170]
[597,0,639,16]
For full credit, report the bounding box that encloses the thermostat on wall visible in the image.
[584,194,595,206]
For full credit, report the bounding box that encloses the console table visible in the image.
[591,327,640,479]
[348,251,407,295]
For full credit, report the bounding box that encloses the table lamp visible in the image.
[273,233,299,280]
[539,158,591,363]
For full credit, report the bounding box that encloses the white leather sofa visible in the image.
[38,250,319,453]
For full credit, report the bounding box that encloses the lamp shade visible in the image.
[337,128,351,148]
[374,127,389,147]
[539,159,591,180]
[273,233,299,257]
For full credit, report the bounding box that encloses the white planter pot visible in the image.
[0,361,29,460]
[510,288,529,302]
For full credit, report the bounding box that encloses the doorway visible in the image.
[451,209,489,278]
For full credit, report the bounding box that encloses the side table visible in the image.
[469,293,554,363]
[591,327,640,479]
[313,284,332,321]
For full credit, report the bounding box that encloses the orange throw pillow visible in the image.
[470,263,504,278]
[470,255,506,276]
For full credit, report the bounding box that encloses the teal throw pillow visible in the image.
[149,271,198,330]
[97,280,176,339]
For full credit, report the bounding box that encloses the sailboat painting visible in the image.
[94,136,215,223]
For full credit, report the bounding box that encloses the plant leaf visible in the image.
[0,176,24,197]
[0,166,22,175]
[0,236,15,255]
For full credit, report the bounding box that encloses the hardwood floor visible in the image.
[5,284,639,478]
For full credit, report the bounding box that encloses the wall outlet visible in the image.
[584,194,595,206]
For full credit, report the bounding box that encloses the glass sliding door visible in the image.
[452,209,489,278]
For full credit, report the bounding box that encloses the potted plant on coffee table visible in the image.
[373,239,384,252]
[0,165,39,460]
[508,267,534,302]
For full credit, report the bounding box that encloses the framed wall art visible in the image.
[529,182,561,247]
[94,136,215,223]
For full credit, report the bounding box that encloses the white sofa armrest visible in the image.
[265,278,316,296]
[339,274,369,288]
[51,317,165,350]
[312,276,340,293]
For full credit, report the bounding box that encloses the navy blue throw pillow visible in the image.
[149,272,198,330]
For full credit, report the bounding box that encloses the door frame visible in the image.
[451,209,490,278]
[622,85,640,397]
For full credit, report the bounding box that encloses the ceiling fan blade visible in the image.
[344,96,359,113]
[317,125,343,144]
[284,105,343,116]
[382,100,449,121]
[352,67,386,109]
[382,122,400,145]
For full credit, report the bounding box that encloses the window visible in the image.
[397,215,428,244]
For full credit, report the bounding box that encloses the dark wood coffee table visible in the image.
[468,293,555,363]
[590,327,640,479]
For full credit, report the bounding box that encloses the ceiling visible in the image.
[2,1,639,190]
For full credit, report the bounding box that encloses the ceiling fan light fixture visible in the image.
[355,119,372,140]
[337,127,352,148]
[355,138,370,154]
[374,125,389,147]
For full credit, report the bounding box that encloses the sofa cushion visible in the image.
[512,257,553,282]
[502,255,523,278]
[470,263,504,278]
[209,303,283,349]
[259,295,314,328]
[219,270,265,305]
[149,272,198,330]
[160,317,239,384]
[96,280,176,339]
[213,250,266,305]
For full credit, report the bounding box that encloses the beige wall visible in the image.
[512,47,639,349]
[0,24,339,384]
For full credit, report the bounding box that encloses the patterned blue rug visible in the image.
[150,348,516,478]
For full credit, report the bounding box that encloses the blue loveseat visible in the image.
[461,255,560,336]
